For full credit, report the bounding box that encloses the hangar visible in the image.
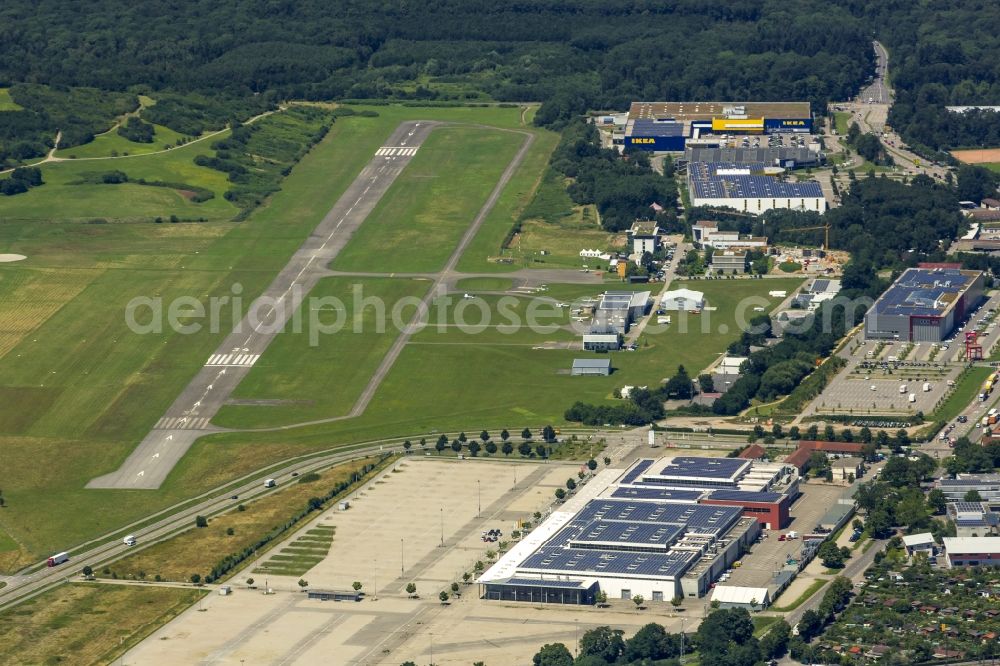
[863,267,984,342]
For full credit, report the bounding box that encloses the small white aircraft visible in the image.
[463,293,475,299]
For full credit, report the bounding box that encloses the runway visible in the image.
[88,121,439,489]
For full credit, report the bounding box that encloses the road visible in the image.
[625,235,686,346]
[89,121,440,490]
[0,424,648,612]
[839,40,948,182]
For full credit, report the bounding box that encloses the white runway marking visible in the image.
[155,417,211,430]
[206,353,260,367]
[375,146,418,157]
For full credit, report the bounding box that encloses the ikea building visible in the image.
[624,101,812,152]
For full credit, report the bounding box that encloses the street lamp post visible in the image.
[401,538,405,576]
[440,507,444,547]
[477,479,481,517]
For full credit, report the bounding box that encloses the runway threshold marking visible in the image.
[206,353,260,367]
[375,146,418,157]
[155,417,212,430]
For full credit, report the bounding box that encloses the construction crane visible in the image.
[784,223,831,250]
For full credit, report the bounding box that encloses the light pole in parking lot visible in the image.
[401,538,405,576]
[477,479,481,517]
[440,507,444,547]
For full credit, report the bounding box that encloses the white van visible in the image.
[123,535,136,547]
[264,478,276,488]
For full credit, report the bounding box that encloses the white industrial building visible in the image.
[479,456,806,605]
[660,288,704,311]
[711,585,771,610]
[688,162,826,215]
[943,537,1000,567]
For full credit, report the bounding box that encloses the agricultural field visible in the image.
[0,103,547,563]
[103,457,383,582]
[330,126,525,273]
[0,583,203,666]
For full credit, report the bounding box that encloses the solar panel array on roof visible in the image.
[611,487,704,501]
[872,268,980,318]
[520,546,698,578]
[655,456,749,480]
[620,459,654,485]
[707,489,783,503]
[513,499,743,580]
[504,578,586,588]
[571,520,684,549]
[953,502,987,513]
[688,160,824,199]
[630,119,684,137]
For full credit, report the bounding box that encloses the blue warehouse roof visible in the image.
[871,268,981,318]
[520,547,697,578]
[629,119,685,137]
[502,578,588,588]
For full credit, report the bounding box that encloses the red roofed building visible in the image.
[738,444,767,460]
[784,440,865,472]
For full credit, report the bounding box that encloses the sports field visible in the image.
[0,104,558,563]
[951,148,1000,164]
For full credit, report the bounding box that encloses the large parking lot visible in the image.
[124,457,687,665]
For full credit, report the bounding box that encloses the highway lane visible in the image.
[88,121,439,490]
[0,425,635,611]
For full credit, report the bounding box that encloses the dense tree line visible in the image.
[0,1,873,143]
[565,366,692,426]
[0,84,138,166]
[531,610,790,666]
[549,120,677,231]
[0,166,41,195]
[116,117,155,143]
[763,174,964,271]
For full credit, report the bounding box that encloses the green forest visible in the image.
[0,0,996,161]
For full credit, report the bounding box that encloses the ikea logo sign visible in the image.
[781,120,806,126]
[631,138,657,144]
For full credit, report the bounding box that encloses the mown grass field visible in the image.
[0,88,21,111]
[255,525,335,577]
[0,583,203,665]
[103,457,382,582]
[0,103,544,564]
[213,277,432,428]
[201,278,803,438]
[331,126,524,273]
[0,135,239,222]
[55,123,192,159]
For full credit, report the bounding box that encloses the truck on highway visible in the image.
[47,552,69,567]
[123,535,136,547]
[264,478,276,488]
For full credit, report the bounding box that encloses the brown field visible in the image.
[951,148,1000,164]
[0,582,204,666]
[102,455,390,582]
